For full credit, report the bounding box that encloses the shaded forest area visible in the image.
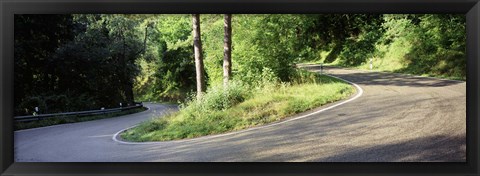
[14,14,465,116]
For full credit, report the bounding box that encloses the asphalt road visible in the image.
[14,66,466,162]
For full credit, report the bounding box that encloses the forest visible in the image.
[14,14,466,117]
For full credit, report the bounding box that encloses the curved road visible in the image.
[14,66,466,162]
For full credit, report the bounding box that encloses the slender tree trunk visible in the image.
[143,25,148,54]
[192,14,206,99]
[223,14,232,87]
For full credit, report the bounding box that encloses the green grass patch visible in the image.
[121,73,355,142]
[15,107,147,130]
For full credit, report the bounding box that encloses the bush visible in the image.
[236,67,280,90]
[182,80,248,114]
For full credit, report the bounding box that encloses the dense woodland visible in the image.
[14,14,466,116]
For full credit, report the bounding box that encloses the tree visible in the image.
[134,15,197,102]
[192,14,206,98]
[14,14,76,115]
[100,15,145,105]
[223,14,232,87]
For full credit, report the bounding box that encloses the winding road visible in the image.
[14,66,466,162]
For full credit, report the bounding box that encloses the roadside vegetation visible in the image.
[303,14,466,80]
[121,71,355,141]
[14,107,147,130]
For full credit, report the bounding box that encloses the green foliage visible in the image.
[181,80,247,114]
[338,25,383,66]
[201,14,225,85]
[304,14,465,80]
[156,47,196,101]
[121,74,355,142]
[157,15,192,49]
[399,14,466,79]
[294,14,466,80]
[15,14,150,115]
[295,14,384,64]
[133,15,196,103]
[14,15,76,115]
[232,15,300,83]
[235,67,279,90]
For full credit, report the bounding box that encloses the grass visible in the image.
[14,107,147,130]
[120,73,355,142]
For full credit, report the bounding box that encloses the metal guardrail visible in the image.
[14,103,144,122]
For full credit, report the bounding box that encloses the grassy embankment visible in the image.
[121,70,355,142]
[15,107,147,130]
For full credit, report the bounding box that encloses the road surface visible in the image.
[14,66,466,162]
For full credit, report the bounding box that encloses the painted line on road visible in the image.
[87,134,116,138]
[112,74,364,145]
[15,106,152,133]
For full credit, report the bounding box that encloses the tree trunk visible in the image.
[223,14,232,87]
[192,14,206,99]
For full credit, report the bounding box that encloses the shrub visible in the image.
[182,80,248,115]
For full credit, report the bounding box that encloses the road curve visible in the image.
[14,66,466,162]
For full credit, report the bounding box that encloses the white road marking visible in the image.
[87,134,114,138]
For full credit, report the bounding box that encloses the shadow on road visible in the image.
[311,134,466,162]
[300,65,464,88]
[331,72,463,88]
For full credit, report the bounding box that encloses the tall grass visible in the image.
[121,71,355,142]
